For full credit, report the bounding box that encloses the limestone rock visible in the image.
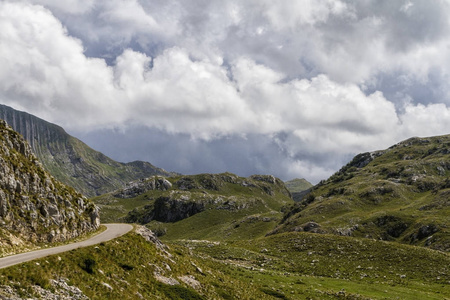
[134,225,168,252]
[114,176,172,199]
[0,120,99,244]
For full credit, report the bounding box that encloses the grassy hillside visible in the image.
[0,228,448,299]
[93,173,293,240]
[0,104,176,197]
[274,135,450,251]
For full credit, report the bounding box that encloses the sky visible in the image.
[1,0,450,183]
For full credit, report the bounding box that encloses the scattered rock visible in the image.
[410,224,440,242]
[114,176,172,198]
[135,225,169,253]
[101,282,113,290]
[154,273,180,286]
[178,275,201,290]
[294,221,322,233]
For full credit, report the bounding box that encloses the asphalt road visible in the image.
[0,223,133,269]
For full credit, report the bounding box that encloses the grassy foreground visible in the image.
[0,229,448,299]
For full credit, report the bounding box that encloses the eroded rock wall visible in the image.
[0,120,99,243]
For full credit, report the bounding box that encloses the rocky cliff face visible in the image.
[0,120,99,244]
[0,104,176,197]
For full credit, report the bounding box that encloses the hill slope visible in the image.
[0,120,99,255]
[285,178,313,202]
[274,135,450,251]
[0,227,448,299]
[0,104,175,197]
[285,178,313,193]
[93,173,293,240]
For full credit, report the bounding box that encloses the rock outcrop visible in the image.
[0,120,99,244]
[114,176,172,199]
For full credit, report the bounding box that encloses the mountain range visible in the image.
[0,104,176,197]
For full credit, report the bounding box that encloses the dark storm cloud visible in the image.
[73,126,341,184]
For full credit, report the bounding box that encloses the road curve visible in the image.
[0,223,133,269]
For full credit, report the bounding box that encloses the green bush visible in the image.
[81,257,96,274]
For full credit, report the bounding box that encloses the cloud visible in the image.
[0,1,122,128]
[400,103,450,137]
[39,0,450,105]
[1,1,450,182]
[75,126,341,184]
[28,0,95,14]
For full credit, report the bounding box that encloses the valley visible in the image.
[0,109,448,299]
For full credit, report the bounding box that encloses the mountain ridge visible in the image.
[0,124,448,298]
[0,104,176,197]
[284,178,313,193]
[273,134,450,251]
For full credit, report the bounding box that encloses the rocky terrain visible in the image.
[0,120,99,254]
[0,104,176,197]
[274,135,450,251]
[94,173,293,240]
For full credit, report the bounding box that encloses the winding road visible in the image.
[0,223,133,269]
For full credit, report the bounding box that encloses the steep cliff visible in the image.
[0,104,175,197]
[0,120,99,249]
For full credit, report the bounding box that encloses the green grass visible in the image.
[0,229,448,299]
[177,231,450,299]
[0,230,286,299]
[92,193,158,223]
[158,209,280,241]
